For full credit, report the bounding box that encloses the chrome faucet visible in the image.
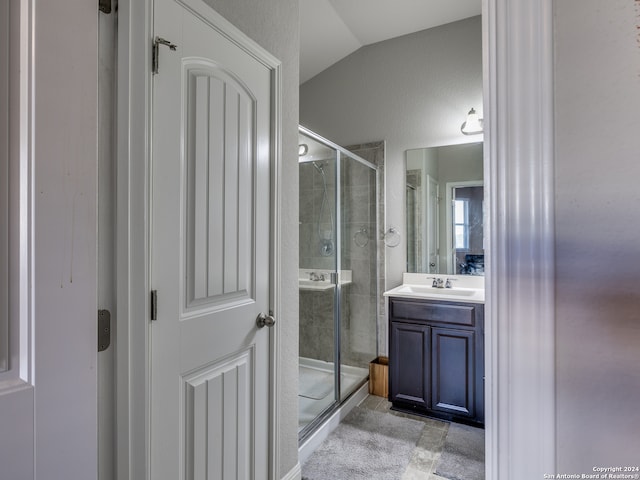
[428,277,457,288]
[309,272,325,281]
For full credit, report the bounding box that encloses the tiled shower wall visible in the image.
[299,158,339,364]
[345,141,386,364]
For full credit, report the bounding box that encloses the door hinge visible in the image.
[151,290,158,321]
[98,309,111,352]
[152,37,178,75]
[99,0,111,14]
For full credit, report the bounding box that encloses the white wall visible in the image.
[201,0,300,475]
[554,0,640,469]
[300,16,483,289]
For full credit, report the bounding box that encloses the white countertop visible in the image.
[384,273,485,304]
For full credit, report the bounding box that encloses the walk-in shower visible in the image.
[298,126,379,442]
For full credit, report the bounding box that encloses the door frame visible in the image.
[117,0,556,479]
[115,1,282,479]
[483,0,556,477]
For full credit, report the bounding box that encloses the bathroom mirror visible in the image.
[405,142,484,275]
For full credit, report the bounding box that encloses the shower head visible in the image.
[312,161,323,173]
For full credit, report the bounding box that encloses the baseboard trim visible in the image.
[280,461,302,480]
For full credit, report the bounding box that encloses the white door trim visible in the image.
[116,1,282,479]
[484,0,556,478]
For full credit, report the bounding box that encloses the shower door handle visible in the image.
[256,312,276,328]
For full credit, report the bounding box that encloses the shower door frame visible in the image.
[298,126,380,442]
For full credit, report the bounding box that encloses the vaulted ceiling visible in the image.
[299,0,482,83]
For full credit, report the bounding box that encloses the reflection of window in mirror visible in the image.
[454,199,469,250]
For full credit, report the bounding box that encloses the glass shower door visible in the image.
[298,126,379,441]
[298,131,339,436]
[338,152,378,401]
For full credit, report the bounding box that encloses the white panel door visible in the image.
[151,1,273,479]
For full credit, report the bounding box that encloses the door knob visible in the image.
[256,313,276,328]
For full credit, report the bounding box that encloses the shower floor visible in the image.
[298,357,368,432]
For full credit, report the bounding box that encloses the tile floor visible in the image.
[358,394,452,480]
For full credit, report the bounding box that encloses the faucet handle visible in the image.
[445,278,457,288]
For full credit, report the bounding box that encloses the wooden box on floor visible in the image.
[368,356,389,398]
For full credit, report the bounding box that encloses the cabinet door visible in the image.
[431,327,475,418]
[390,321,430,408]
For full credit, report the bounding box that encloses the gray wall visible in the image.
[300,15,483,289]
[554,0,640,469]
[200,0,300,474]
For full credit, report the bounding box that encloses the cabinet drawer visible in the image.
[390,298,477,327]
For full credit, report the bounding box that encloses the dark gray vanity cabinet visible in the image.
[388,297,484,426]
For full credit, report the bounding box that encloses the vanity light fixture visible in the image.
[461,108,483,135]
[298,143,309,156]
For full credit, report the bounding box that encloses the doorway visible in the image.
[115,0,558,478]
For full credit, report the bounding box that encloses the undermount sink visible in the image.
[384,275,485,303]
[394,284,476,296]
